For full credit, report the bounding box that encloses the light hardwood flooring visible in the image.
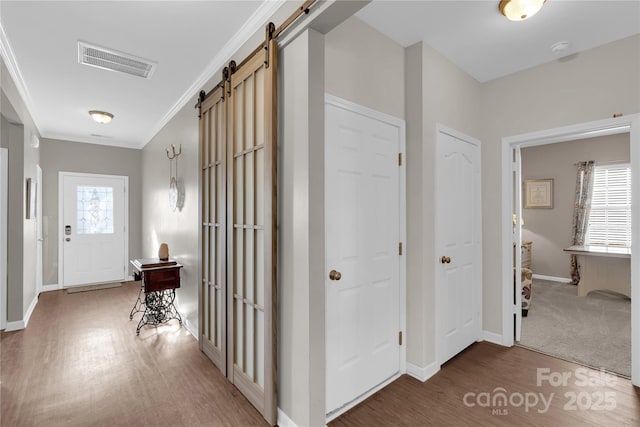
[2,282,639,426]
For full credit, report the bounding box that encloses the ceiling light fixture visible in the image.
[89,110,114,124]
[499,0,546,21]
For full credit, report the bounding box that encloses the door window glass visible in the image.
[77,186,114,234]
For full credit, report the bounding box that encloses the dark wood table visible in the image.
[129,258,183,335]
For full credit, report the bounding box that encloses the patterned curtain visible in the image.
[569,161,595,285]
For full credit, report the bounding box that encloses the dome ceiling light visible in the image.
[499,0,546,21]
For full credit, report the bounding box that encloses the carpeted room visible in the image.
[518,133,631,378]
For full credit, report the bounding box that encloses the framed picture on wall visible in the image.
[26,177,36,219]
[524,179,554,209]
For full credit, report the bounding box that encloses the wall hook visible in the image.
[166,144,182,160]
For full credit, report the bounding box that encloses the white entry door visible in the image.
[435,126,482,365]
[36,165,43,294]
[325,96,404,416]
[60,173,128,287]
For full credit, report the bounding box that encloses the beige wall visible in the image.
[1,58,40,324]
[404,41,482,368]
[481,34,640,334]
[40,138,143,285]
[325,16,404,119]
[521,133,630,278]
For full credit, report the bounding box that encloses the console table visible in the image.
[130,258,183,335]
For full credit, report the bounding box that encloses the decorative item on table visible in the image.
[158,243,169,261]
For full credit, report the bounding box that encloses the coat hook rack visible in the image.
[166,144,182,159]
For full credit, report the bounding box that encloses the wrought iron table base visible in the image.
[133,288,182,335]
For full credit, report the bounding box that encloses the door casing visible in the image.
[434,124,483,366]
[500,114,640,385]
[58,171,129,287]
[324,94,406,422]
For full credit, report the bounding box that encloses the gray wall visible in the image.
[2,56,40,324]
[521,133,630,278]
[481,34,640,334]
[39,138,142,285]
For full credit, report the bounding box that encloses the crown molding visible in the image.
[0,20,40,133]
[141,0,288,148]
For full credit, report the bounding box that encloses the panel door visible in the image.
[199,85,227,373]
[61,173,127,287]
[435,129,482,364]
[325,101,401,414]
[227,39,277,425]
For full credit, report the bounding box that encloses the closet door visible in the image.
[199,85,227,374]
[227,39,278,424]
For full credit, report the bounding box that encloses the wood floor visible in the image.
[1,282,266,427]
[3,283,639,426]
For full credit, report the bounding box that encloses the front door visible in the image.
[435,126,482,364]
[325,97,403,415]
[60,172,127,287]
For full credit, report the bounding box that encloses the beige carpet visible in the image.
[67,282,123,293]
[519,279,630,377]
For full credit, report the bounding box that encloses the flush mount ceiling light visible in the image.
[499,0,546,21]
[89,110,114,124]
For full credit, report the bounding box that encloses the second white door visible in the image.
[60,173,127,287]
[325,97,403,415]
[435,126,482,364]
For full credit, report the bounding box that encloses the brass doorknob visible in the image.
[440,256,451,264]
[329,270,342,281]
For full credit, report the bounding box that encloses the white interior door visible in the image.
[435,126,482,364]
[513,147,523,342]
[60,172,127,287]
[36,165,43,294]
[325,98,403,415]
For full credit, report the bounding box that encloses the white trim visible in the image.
[277,408,300,427]
[6,294,39,331]
[500,114,640,386]
[58,172,129,288]
[182,317,198,340]
[324,94,407,418]
[406,361,440,382]
[0,22,41,136]
[532,274,572,284]
[434,124,483,365]
[40,284,61,293]
[482,331,506,346]
[24,294,37,328]
[326,373,401,423]
[0,148,7,330]
[140,0,287,148]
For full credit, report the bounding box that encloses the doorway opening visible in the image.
[501,114,640,385]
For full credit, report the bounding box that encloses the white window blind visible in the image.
[586,164,631,247]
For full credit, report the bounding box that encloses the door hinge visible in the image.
[398,152,402,166]
[399,242,403,256]
[399,331,403,346]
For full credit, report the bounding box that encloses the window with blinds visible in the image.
[586,164,632,247]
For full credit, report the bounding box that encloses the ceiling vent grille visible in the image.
[78,41,156,79]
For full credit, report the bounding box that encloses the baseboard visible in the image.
[532,274,572,283]
[24,294,38,328]
[5,294,38,331]
[482,330,506,346]
[406,361,440,382]
[40,283,61,293]
[5,319,25,331]
[183,317,198,339]
[277,408,299,427]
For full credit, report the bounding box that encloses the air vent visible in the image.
[78,41,156,79]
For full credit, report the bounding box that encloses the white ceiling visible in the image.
[357,0,640,82]
[0,0,282,149]
[1,1,638,150]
